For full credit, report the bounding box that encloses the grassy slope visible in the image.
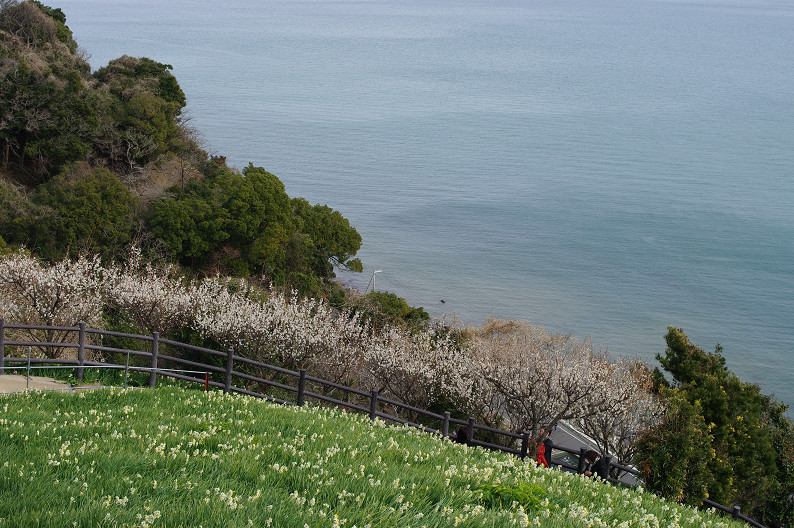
[0,387,741,528]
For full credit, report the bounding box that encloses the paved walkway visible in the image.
[0,374,71,394]
[549,420,600,452]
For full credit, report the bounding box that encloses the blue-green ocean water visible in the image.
[57,0,793,407]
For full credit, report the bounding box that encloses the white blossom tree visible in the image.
[358,328,462,409]
[461,319,616,454]
[188,278,370,386]
[0,250,105,358]
[102,246,192,334]
[578,361,664,468]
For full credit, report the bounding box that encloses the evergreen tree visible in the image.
[637,326,791,525]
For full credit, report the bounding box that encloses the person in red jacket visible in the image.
[536,441,549,467]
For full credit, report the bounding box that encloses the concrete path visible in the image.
[549,420,600,452]
[0,374,71,394]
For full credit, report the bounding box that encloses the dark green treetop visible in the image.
[637,326,792,526]
[93,56,187,172]
[28,163,136,260]
[0,0,95,182]
[145,164,362,288]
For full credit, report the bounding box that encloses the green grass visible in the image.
[0,386,743,528]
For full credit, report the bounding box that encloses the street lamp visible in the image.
[365,269,382,293]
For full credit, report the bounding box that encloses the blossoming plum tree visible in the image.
[459,319,660,462]
[0,250,105,357]
[102,246,192,334]
[579,361,664,471]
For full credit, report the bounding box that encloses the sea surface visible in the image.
[57,0,794,408]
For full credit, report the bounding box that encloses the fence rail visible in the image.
[0,319,765,527]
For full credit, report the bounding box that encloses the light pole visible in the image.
[365,269,382,293]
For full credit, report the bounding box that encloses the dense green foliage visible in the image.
[0,0,187,181]
[635,391,713,505]
[0,1,405,310]
[478,482,547,511]
[145,163,362,284]
[0,0,94,182]
[92,55,186,172]
[353,290,430,329]
[636,327,794,526]
[0,386,744,528]
[28,163,136,259]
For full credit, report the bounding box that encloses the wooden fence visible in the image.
[0,319,766,527]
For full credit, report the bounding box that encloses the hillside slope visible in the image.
[0,386,743,528]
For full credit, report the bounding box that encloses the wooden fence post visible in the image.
[369,389,379,420]
[0,318,5,375]
[577,447,588,474]
[467,417,475,444]
[77,322,86,381]
[148,332,159,388]
[442,411,451,438]
[520,432,530,460]
[224,348,234,393]
[297,369,307,406]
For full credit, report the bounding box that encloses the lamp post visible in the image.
[366,269,382,293]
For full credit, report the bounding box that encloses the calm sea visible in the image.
[57,0,794,407]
